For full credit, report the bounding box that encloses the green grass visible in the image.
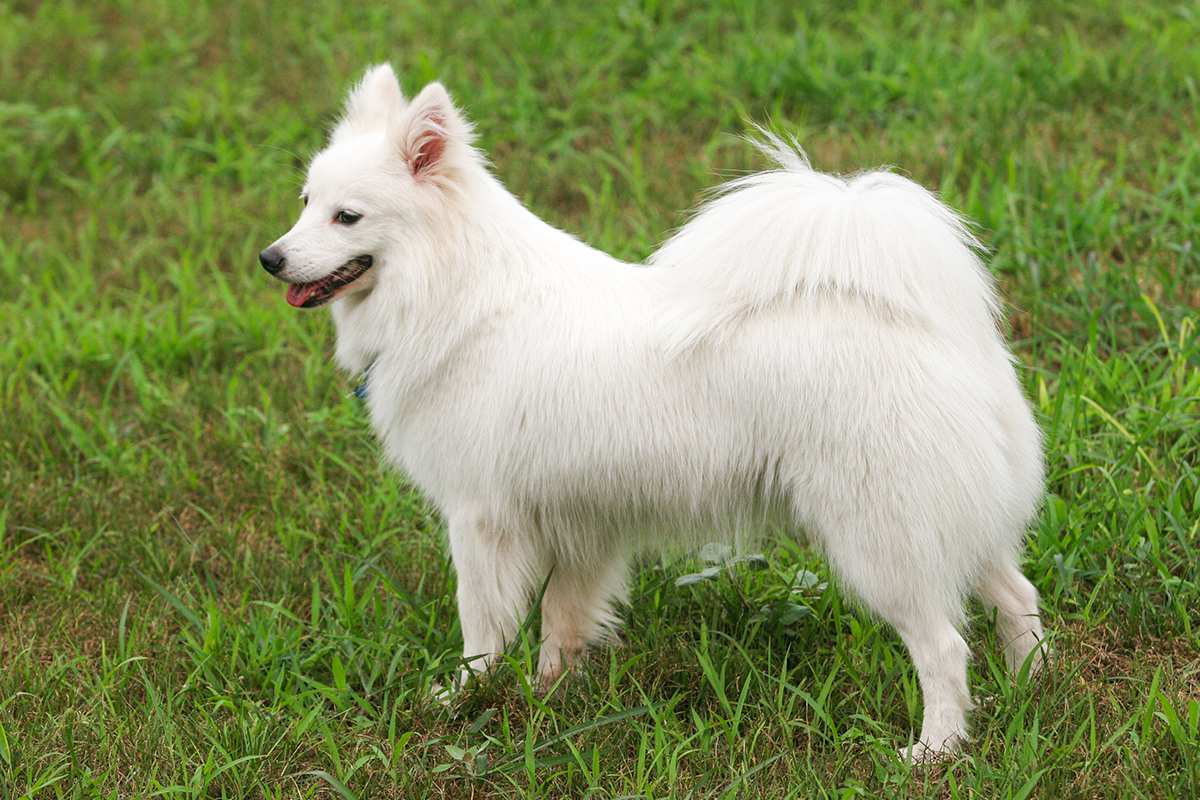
[2,0,1198,797]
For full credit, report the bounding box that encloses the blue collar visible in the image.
[353,360,375,404]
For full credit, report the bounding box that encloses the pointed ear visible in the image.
[332,63,405,141]
[392,82,473,181]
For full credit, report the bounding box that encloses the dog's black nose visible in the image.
[259,247,286,274]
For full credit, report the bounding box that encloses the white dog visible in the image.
[261,64,1047,757]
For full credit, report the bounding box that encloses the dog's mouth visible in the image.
[286,255,375,308]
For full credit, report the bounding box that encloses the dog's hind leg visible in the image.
[447,511,547,686]
[892,610,973,760]
[817,525,973,759]
[537,552,629,691]
[977,557,1045,676]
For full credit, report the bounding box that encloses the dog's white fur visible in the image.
[264,64,1047,757]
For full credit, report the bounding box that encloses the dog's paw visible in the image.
[536,639,585,694]
[1006,633,1050,679]
[536,656,577,695]
[897,731,965,764]
[535,668,561,695]
[431,668,475,707]
[430,680,457,707]
[897,741,954,765]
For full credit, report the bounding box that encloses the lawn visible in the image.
[1,1,1198,797]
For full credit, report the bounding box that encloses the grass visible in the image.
[1,0,1198,796]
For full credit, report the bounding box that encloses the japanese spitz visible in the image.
[260,64,1046,757]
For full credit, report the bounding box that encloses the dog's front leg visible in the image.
[446,510,543,687]
[537,553,629,691]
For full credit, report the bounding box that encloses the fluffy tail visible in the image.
[649,133,1001,354]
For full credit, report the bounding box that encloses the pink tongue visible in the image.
[286,282,319,308]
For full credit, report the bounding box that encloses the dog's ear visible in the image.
[392,82,473,182]
[332,63,406,141]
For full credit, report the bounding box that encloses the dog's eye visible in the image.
[301,194,308,207]
[335,211,362,225]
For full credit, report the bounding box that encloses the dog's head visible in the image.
[259,64,475,308]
